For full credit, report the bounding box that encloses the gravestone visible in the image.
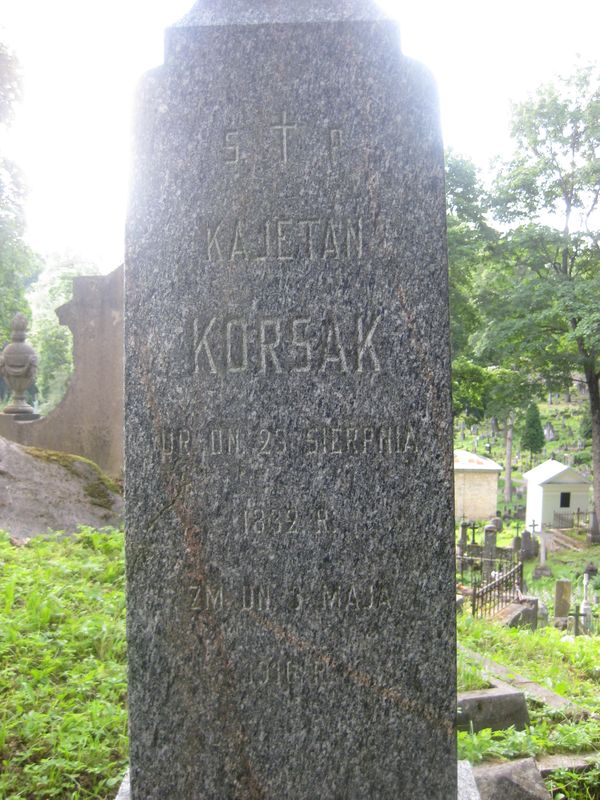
[521,529,535,560]
[482,525,497,583]
[554,579,572,619]
[125,1,456,797]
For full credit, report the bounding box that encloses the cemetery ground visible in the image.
[0,527,599,798]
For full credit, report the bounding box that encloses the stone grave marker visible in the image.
[125,1,456,797]
[554,579,572,619]
[482,525,497,583]
[521,529,534,560]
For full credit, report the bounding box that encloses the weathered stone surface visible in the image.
[474,758,551,800]
[0,435,122,539]
[125,1,455,797]
[458,761,481,800]
[497,598,538,630]
[554,578,572,618]
[457,687,529,733]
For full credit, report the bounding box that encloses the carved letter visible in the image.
[255,221,271,261]
[277,219,293,261]
[226,320,248,372]
[329,128,342,162]
[271,111,297,164]
[230,220,248,261]
[206,584,224,610]
[345,218,363,258]
[292,318,311,372]
[320,319,348,373]
[194,317,217,374]
[322,219,340,259]
[260,319,283,373]
[298,219,319,259]
[223,130,240,164]
[357,315,382,373]
[207,222,223,262]
[347,586,359,610]
[323,586,341,609]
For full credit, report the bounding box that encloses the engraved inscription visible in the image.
[205,217,363,263]
[243,505,297,537]
[189,583,224,611]
[248,658,328,691]
[189,581,393,614]
[322,584,392,611]
[193,313,382,375]
[306,425,414,456]
[158,422,419,462]
[211,117,346,168]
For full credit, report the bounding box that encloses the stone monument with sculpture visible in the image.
[0,267,123,477]
[0,313,38,418]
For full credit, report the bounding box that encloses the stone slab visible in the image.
[125,1,455,797]
[457,686,529,732]
[458,645,585,718]
[458,760,481,800]
[537,753,599,777]
[474,758,551,800]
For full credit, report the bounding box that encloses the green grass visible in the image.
[458,614,600,796]
[457,649,492,691]
[458,615,600,713]
[458,708,600,763]
[547,764,600,800]
[0,527,127,799]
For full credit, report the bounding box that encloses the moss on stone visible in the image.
[83,480,114,509]
[23,447,120,505]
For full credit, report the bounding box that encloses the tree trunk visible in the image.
[584,361,600,539]
[504,413,514,507]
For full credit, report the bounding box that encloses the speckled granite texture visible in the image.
[125,1,456,797]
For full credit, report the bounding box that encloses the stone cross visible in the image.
[538,523,547,566]
[125,1,456,797]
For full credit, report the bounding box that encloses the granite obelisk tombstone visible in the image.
[125,1,456,797]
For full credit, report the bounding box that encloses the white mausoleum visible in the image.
[454,449,502,521]
[523,459,590,530]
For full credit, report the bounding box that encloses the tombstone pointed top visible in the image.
[174,0,391,27]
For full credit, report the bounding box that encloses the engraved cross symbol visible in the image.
[271,111,297,164]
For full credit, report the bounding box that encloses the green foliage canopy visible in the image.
[0,42,40,345]
[521,403,545,456]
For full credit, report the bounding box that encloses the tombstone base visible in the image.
[117,765,477,798]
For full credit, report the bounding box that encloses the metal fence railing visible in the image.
[471,562,523,618]
[553,508,590,530]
